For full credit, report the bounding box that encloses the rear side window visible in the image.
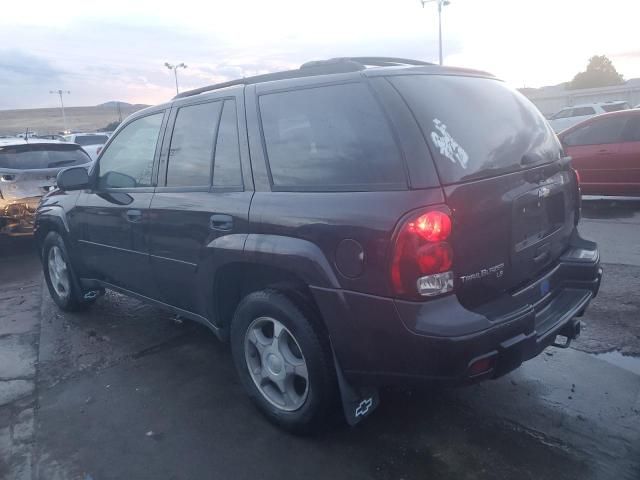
[563,116,627,146]
[166,101,222,187]
[259,83,405,191]
[601,103,629,113]
[391,75,561,184]
[0,144,90,170]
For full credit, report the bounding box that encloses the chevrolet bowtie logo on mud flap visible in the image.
[355,398,373,417]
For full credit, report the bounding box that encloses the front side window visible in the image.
[552,108,572,120]
[259,83,405,191]
[98,113,163,189]
[166,101,222,187]
[622,115,640,142]
[563,116,627,146]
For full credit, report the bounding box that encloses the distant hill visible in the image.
[0,103,150,135]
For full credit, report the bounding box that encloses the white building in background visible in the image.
[521,78,640,117]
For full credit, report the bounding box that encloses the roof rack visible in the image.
[174,57,433,99]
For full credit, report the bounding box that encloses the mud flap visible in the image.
[332,352,379,426]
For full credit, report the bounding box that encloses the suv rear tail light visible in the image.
[390,208,454,298]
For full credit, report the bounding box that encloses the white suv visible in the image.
[548,101,630,132]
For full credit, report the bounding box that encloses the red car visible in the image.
[559,109,640,197]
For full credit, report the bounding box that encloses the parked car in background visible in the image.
[36,57,601,432]
[559,109,640,197]
[549,101,630,132]
[63,133,110,160]
[0,139,92,235]
[36,134,67,141]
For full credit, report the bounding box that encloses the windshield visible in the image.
[74,135,109,146]
[390,74,561,184]
[0,144,91,170]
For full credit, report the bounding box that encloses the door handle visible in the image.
[210,214,233,232]
[125,209,143,223]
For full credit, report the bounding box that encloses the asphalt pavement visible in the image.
[1,200,639,480]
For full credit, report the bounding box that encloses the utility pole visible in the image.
[50,89,71,133]
[164,62,187,95]
[420,0,451,66]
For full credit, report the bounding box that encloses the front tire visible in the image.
[230,290,337,434]
[42,231,91,311]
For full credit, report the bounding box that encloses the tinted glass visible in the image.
[98,113,163,189]
[552,108,572,119]
[572,107,596,116]
[563,116,627,146]
[260,83,405,190]
[213,100,243,188]
[74,135,109,146]
[391,75,561,184]
[0,144,90,170]
[601,103,629,113]
[622,115,640,142]
[166,102,221,187]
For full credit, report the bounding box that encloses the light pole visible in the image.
[164,62,187,95]
[420,0,450,65]
[50,89,71,133]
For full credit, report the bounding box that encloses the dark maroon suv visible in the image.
[35,57,602,432]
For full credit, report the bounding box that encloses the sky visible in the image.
[0,0,638,109]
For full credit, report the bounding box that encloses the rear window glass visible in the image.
[601,103,629,113]
[74,135,109,146]
[572,107,596,116]
[259,83,405,191]
[0,144,91,170]
[390,75,561,184]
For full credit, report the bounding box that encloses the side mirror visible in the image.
[100,171,136,189]
[56,166,90,191]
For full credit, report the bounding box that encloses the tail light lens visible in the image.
[390,208,454,298]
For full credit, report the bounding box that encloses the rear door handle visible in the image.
[210,214,233,232]
[125,209,143,223]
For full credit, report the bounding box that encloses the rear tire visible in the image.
[42,231,92,311]
[230,289,337,434]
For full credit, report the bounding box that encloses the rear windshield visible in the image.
[0,144,91,170]
[74,135,109,146]
[390,75,561,184]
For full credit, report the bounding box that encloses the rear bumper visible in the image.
[312,232,602,387]
[0,197,40,236]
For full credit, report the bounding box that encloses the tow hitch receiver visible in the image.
[552,320,581,349]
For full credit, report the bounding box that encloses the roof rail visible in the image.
[174,56,432,100]
[300,57,433,69]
